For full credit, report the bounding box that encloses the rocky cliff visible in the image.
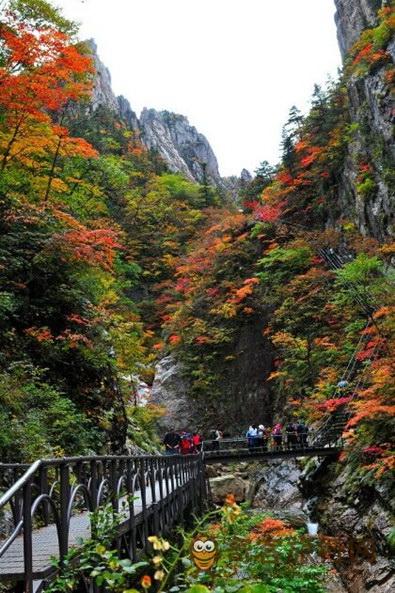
[249,458,395,593]
[335,0,381,56]
[151,318,275,435]
[334,0,395,240]
[140,109,222,185]
[87,39,140,131]
[87,41,222,185]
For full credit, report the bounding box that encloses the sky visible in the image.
[53,0,342,177]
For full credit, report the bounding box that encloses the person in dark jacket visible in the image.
[286,422,298,449]
[163,429,181,455]
[296,420,309,447]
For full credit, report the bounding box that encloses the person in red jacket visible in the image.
[192,432,202,452]
[180,432,193,455]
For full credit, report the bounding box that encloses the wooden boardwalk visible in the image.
[0,435,343,590]
[0,455,207,592]
[0,479,173,579]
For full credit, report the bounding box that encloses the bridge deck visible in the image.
[0,480,166,580]
[203,445,340,463]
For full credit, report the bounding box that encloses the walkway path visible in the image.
[0,455,206,592]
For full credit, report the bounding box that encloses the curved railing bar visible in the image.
[67,484,93,523]
[116,475,128,513]
[131,473,141,499]
[116,475,127,499]
[148,469,156,497]
[96,478,111,507]
[49,480,60,499]
[30,494,61,555]
[0,520,23,557]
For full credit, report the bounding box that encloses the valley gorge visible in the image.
[0,0,394,592]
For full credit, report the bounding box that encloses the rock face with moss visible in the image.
[335,0,380,55]
[308,461,395,593]
[335,0,395,240]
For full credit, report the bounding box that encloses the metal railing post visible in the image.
[139,458,148,550]
[22,480,33,593]
[59,463,70,562]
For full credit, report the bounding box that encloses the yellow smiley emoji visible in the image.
[191,536,217,571]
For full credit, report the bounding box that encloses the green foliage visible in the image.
[372,20,393,48]
[387,527,395,553]
[181,508,327,593]
[356,176,377,197]
[0,364,99,461]
[126,404,164,452]
[9,0,77,34]
[257,244,313,287]
[333,253,389,309]
[47,505,149,593]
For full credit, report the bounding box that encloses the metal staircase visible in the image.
[312,246,382,446]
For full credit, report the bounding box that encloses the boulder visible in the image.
[251,460,304,512]
[209,474,249,504]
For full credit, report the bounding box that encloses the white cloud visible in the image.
[53,0,341,176]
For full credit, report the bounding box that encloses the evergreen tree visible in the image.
[199,161,217,206]
[281,106,304,173]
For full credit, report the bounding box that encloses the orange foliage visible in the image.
[347,399,395,427]
[249,518,296,541]
[25,326,53,342]
[58,228,122,269]
[0,12,95,175]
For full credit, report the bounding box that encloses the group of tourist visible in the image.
[163,421,309,456]
[163,429,202,455]
[246,420,309,449]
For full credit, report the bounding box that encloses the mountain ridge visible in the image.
[87,39,228,186]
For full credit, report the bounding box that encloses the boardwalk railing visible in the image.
[0,454,208,592]
[202,430,343,462]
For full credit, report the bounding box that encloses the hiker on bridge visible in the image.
[210,428,223,450]
[286,421,298,449]
[180,431,194,455]
[246,424,258,448]
[296,420,309,447]
[257,424,267,449]
[163,429,181,455]
[192,432,202,452]
[272,423,283,449]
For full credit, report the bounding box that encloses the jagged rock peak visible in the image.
[334,0,381,56]
[86,39,119,112]
[117,95,139,132]
[240,168,252,183]
[86,39,139,130]
[85,41,222,185]
[139,108,222,184]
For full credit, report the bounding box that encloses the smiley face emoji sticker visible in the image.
[191,536,218,571]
